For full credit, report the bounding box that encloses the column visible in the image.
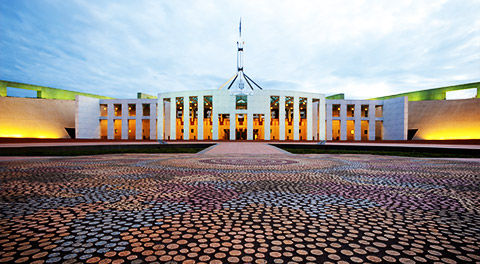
[197,95,204,140]
[369,102,376,140]
[306,97,312,140]
[279,95,286,140]
[183,97,189,140]
[151,102,157,140]
[121,103,128,140]
[230,112,235,140]
[107,102,114,139]
[340,101,347,141]
[293,96,299,140]
[264,96,271,140]
[354,103,361,141]
[135,102,142,140]
[157,99,163,140]
[326,101,332,140]
[170,98,176,140]
[319,96,326,141]
[247,112,253,140]
[212,104,219,140]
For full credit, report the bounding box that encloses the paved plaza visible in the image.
[0,151,479,263]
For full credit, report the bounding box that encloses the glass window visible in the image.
[143,104,150,116]
[375,105,383,117]
[128,104,136,116]
[114,104,122,117]
[361,105,369,117]
[332,104,340,117]
[100,104,108,117]
[236,95,247,110]
[347,105,354,117]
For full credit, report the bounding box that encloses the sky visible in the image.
[1,0,479,99]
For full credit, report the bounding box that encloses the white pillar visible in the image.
[326,101,332,140]
[319,96,326,141]
[135,103,142,140]
[306,97,313,141]
[340,101,347,141]
[157,99,163,140]
[150,102,157,140]
[293,96,299,140]
[170,98,176,140]
[264,97,271,140]
[230,113,236,140]
[369,102,376,140]
[197,95,204,140]
[279,95,285,140]
[121,103,128,140]
[247,112,253,140]
[354,103,361,141]
[107,102,114,139]
[183,97,189,140]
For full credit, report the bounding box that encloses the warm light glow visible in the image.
[422,127,480,140]
[0,127,63,139]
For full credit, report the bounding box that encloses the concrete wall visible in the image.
[409,98,480,140]
[0,97,75,138]
[383,97,408,140]
[75,96,100,139]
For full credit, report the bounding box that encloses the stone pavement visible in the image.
[0,153,479,263]
[202,142,287,154]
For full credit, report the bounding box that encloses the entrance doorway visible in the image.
[236,114,247,140]
[236,128,247,140]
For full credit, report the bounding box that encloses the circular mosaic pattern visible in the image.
[200,158,298,166]
[0,153,479,263]
[151,154,344,171]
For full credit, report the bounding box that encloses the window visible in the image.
[236,95,247,110]
[361,105,369,117]
[347,105,354,117]
[142,104,150,116]
[100,104,108,117]
[332,105,340,117]
[114,104,122,116]
[128,104,136,116]
[375,105,383,117]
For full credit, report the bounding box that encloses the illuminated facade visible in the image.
[157,90,326,141]
[75,89,410,141]
[1,80,478,141]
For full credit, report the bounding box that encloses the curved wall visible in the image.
[409,98,480,140]
[0,97,75,138]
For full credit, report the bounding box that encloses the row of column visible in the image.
[158,95,317,141]
[326,101,379,141]
[104,102,157,140]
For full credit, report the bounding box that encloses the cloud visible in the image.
[0,0,479,99]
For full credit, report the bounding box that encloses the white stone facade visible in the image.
[157,89,326,141]
[75,91,407,141]
[326,97,407,141]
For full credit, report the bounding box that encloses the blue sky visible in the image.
[1,0,479,99]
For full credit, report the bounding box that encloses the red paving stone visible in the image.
[0,153,479,263]
[202,142,287,154]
